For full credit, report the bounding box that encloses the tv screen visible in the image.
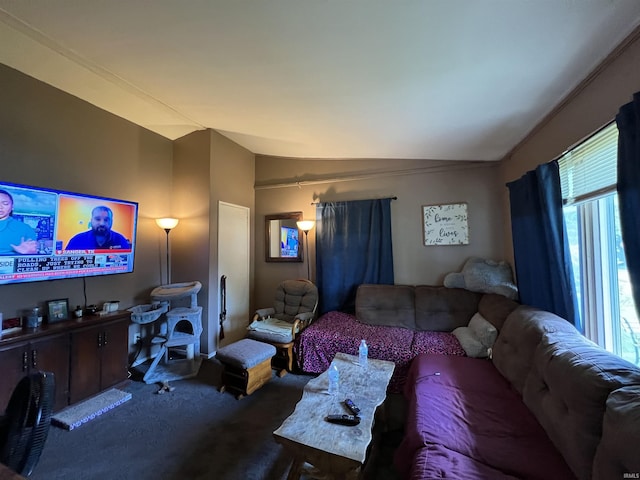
[0,181,138,285]
[280,226,299,258]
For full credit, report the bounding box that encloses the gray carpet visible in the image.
[31,359,402,480]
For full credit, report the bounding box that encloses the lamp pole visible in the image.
[304,230,310,280]
[163,229,171,284]
[155,218,179,285]
[296,220,315,281]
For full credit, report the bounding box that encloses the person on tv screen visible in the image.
[0,189,38,255]
[66,206,131,250]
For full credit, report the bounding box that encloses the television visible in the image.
[280,226,299,258]
[0,181,138,285]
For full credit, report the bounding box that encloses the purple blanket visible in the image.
[394,354,575,479]
[294,311,465,393]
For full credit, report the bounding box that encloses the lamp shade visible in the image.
[296,220,315,232]
[156,218,179,230]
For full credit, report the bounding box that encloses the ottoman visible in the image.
[215,339,277,399]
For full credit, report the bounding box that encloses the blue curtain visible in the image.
[315,198,394,314]
[617,91,640,317]
[507,162,581,331]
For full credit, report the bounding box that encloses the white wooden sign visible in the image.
[423,203,469,246]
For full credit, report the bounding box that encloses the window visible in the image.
[559,123,639,365]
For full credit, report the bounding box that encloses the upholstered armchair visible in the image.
[247,279,318,376]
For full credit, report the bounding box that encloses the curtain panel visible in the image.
[315,198,394,315]
[507,162,581,331]
[617,91,640,318]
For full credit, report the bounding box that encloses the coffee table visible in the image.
[273,352,395,479]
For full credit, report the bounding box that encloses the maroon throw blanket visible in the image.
[394,354,575,479]
[294,311,465,393]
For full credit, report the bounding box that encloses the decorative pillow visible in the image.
[452,326,490,358]
[468,312,498,348]
[444,256,519,300]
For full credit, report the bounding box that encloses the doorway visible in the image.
[217,201,250,347]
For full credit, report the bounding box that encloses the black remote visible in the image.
[325,414,361,426]
[344,398,360,415]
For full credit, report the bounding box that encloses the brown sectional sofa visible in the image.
[295,284,519,393]
[495,309,640,479]
[368,283,640,479]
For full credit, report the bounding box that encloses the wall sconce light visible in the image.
[156,218,179,285]
[296,220,315,281]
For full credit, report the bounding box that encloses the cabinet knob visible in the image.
[103,332,108,346]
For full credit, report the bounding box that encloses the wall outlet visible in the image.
[134,333,141,343]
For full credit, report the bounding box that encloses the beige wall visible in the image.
[172,130,255,356]
[0,64,173,326]
[500,29,640,265]
[254,156,507,309]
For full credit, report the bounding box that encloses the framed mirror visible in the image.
[265,212,303,262]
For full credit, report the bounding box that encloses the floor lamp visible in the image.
[156,218,179,285]
[296,220,315,281]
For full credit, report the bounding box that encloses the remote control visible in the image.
[344,398,360,415]
[325,414,361,426]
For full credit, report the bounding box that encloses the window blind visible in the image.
[558,122,618,204]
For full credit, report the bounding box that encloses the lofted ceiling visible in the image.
[1,1,640,161]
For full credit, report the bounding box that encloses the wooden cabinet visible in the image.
[0,311,129,412]
[0,333,69,411]
[69,316,128,404]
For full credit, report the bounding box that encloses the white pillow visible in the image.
[468,312,497,348]
[452,326,490,358]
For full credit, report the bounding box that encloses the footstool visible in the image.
[215,338,277,399]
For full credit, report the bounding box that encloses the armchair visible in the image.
[247,279,318,376]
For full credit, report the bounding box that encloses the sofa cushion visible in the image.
[593,385,640,480]
[355,284,415,329]
[414,286,481,331]
[477,293,519,330]
[523,335,640,480]
[492,305,579,394]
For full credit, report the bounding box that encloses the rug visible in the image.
[52,388,132,431]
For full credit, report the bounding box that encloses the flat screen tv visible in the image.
[0,181,138,285]
[280,226,299,258]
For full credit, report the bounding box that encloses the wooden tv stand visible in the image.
[0,311,130,412]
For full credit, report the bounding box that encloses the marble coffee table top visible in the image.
[273,352,395,464]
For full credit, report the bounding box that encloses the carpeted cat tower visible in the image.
[130,281,203,392]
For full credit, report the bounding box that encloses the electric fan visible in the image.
[0,371,55,477]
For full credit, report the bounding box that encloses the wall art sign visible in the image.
[422,203,469,246]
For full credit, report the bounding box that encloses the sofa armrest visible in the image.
[593,385,640,479]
